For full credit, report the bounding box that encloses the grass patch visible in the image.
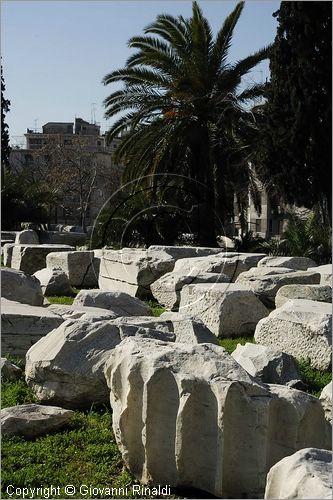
[1,408,138,499]
[296,359,332,397]
[218,335,255,354]
[145,299,165,317]
[1,379,36,408]
[2,354,25,369]
[46,287,80,305]
[1,377,179,499]
[47,296,74,305]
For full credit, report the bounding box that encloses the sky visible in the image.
[1,0,280,146]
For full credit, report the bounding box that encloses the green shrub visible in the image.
[261,206,332,263]
[233,231,267,253]
[145,299,165,317]
[296,359,332,397]
[218,335,256,354]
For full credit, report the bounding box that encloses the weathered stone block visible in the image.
[104,338,330,498]
[236,267,321,306]
[46,251,99,287]
[2,243,15,267]
[308,264,332,285]
[232,342,300,385]
[73,289,151,316]
[15,229,39,245]
[98,247,175,297]
[11,245,74,275]
[264,448,332,499]
[1,357,22,381]
[1,404,74,439]
[1,268,44,306]
[25,319,174,409]
[34,267,73,296]
[151,271,230,310]
[275,284,332,308]
[255,299,332,370]
[1,298,63,359]
[174,252,266,282]
[258,256,317,271]
[179,283,269,337]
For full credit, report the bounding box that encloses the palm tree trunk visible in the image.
[192,126,217,247]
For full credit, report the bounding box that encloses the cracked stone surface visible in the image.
[46,251,99,287]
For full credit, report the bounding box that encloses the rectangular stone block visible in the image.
[11,245,75,275]
[179,283,269,337]
[98,248,175,298]
[46,251,99,287]
[1,299,63,359]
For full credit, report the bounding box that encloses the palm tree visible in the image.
[103,1,271,246]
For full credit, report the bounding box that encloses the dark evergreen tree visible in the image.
[1,64,11,170]
[256,2,332,223]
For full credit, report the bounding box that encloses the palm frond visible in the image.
[237,83,267,102]
[229,44,272,81]
[144,13,189,55]
[102,67,170,88]
[210,2,244,73]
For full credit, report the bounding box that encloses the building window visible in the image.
[256,219,261,232]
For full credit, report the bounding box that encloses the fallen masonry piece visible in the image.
[104,337,330,498]
[73,289,151,316]
[179,282,269,337]
[264,448,332,499]
[236,267,321,306]
[25,319,174,409]
[11,245,75,275]
[1,268,44,306]
[1,298,63,359]
[46,251,99,287]
[275,284,332,308]
[255,299,332,370]
[1,404,74,439]
[231,342,300,385]
[258,255,317,271]
[151,271,230,311]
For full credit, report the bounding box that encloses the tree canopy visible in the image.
[256,2,332,223]
[1,65,11,171]
[103,1,271,245]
